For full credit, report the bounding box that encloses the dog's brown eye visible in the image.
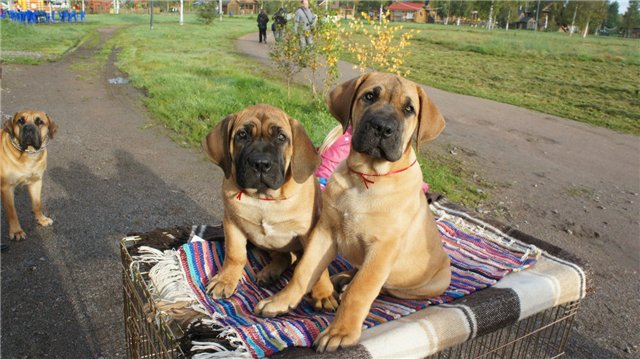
[277,133,287,143]
[236,130,248,140]
[17,117,25,125]
[363,92,375,102]
[404,105,415,115]
[35,118,43,126]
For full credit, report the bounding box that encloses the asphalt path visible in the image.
[0,28,637,358]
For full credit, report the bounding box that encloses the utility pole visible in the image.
[488,0,494,30]
[219,0,222,20]
[570,4,577,36]
[535,0,541,31]
[150,0,154,30]
[180,0,184,25]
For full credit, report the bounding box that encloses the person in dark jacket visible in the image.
[257,9,269,43]
[272,7,287,42]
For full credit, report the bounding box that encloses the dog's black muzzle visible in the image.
[19,124,41,150]
[352,105,404,162]
[236,143,286,191]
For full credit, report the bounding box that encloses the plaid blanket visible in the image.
[130,195,590,358]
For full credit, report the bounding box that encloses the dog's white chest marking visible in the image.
[261,219,276,236]
[247,219,300,252]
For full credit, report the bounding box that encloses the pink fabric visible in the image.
[315,127,353,180]
[315,126,429,193]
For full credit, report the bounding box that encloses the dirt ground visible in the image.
[1,28,638,358]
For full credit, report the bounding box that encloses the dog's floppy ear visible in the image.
[45,114,58,139]
[3,113,17,137]
[326,73,371,131]
[289,117,320,184]
[203,114,235,178]
[416,85,445,145]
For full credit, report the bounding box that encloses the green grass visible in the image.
[419,151,488,206]
[1,14,186,63]
[108,17,337,146]
[347,23,640,135]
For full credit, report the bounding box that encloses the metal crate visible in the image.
[122,239,186,358]
[428,301,580,359]
[121,239,580,359]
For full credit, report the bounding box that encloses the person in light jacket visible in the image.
[293,0,316,48]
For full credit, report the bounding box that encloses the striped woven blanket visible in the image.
[130,195,582,358]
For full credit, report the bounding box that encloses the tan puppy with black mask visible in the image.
[255,73,451,352]
[202,104,337,311]
[1,110,58,240]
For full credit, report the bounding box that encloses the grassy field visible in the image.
[360,23,640,135]
[1,14,181,63]
[16,15,616,206]
[107,17,337,146]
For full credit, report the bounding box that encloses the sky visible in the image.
[617,0,629,14]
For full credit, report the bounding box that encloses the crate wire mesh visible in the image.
[428,301,580,359]
[121,238,580,359]
[122,238,186,358]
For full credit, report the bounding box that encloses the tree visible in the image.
[622,0,640,37]
[345,11,418,76]
[197,1,218,24]
[574,0,608,37]
[496,0,522,29]
[450,0,471,25]
[269,25,304,98]
[605,0,621,29]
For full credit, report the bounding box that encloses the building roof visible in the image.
[388,2,424,12]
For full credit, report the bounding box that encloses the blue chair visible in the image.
[69,9,77,23]
[58,10,67,22]
[24,10,34,24]
[80,10,85,22]
[44,11,53,23]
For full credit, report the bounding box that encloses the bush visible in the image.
[198,2,218,25]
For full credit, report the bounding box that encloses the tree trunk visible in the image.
[570,5,577,36]
[583,21,589,38]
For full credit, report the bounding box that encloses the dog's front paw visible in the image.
[314,322,362,353]
[254,295,297,317]
[311,275,339,311]
[36,216,53,227]
[206,273,240,299]
[9,229,26,241]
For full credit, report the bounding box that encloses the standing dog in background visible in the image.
[202,104,337,311]
[1,111,58,240]
[255,73,452,352]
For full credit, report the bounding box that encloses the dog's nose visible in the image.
[370,117,397,138]
[22,124,36,135]
[248,154,272,173]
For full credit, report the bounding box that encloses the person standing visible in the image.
[294,0,316,48]
[257,9,269,43]
[272,7,287,42]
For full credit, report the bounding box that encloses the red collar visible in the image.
[348,159,417,189]
[235,191,284,201]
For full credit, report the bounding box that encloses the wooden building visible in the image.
[388,2,425,23]
[225,0,257,15]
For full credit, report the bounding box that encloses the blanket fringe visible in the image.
[181,319,252,358]
[431,203,542,266]
[132,246,209,326]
